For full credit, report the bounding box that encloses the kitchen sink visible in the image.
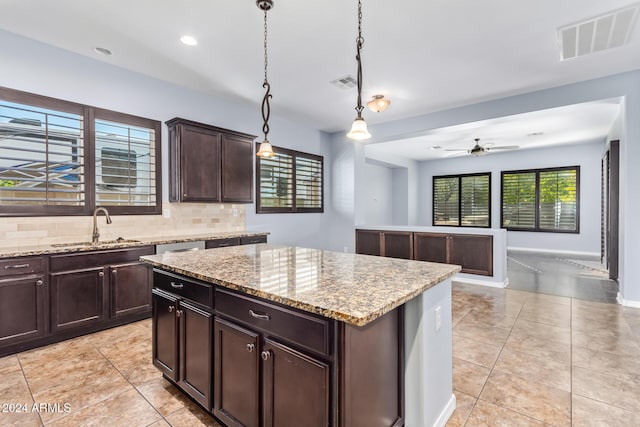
[51,238,141,247]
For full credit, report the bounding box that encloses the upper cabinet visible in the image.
[166,118,255,203]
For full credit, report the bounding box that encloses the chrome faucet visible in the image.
[92,207,112,244]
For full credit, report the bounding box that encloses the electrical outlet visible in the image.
[343,246,348,253]
[435,305,442,331]
[232,208,238,217]
[163,209,170,218]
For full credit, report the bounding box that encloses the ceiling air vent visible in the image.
[559,3,639,60]
[330,75,357,89]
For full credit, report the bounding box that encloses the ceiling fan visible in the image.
[446,138,519,157]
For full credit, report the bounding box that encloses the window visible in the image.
[0,87,161,216]
[501,166,579,232]
[433,173,491,227]
[256,145,323,213]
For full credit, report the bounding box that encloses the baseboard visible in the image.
[454,275,508,288]
[617,292,640,308]
[508,246,600,258]
[433,394,457,427]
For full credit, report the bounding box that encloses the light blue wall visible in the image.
[363,162,393,225]
[0,30,331,249]
[333,70,640,303]
[417,140,605,255]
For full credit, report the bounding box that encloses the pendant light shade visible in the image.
[346,116,371,140]
[256,0,275,158]
[346,0,371,141]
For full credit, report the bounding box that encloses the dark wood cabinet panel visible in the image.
[382,231,413,259]
[167,118,255,204]
[355,230,381,256]
[222,133,253,203]
[449,234,493,276]
[263,338,330,427]
[152,289,179,381]
[179,300,213,409]
[110,261,152,318]
[205,238,240,249]
[214,318,260,427]
[50,267,106,332]
[239,235,268,245]
[0,275,46,346]
[414,232,449,264]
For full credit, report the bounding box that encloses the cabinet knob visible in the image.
[183,193,187,198]
[35,279,43,286]
[98,271,104,277]
[168,305,175,313]
[112,269,117,275]
[176,310,183,318]
[261,350,271,361]
[246,343,255,353]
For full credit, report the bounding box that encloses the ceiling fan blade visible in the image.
[486,145,519,150]
[445,152,468,157]
[444,148,469,151]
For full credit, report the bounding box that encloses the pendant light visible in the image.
[346,0,371,140]
[256,0,275,157]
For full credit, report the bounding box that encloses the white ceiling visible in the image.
[1,0,639,134]
[364,98,621,161]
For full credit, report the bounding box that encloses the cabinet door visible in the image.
[110,262,152,318]
[413,232,449,264]
[214,318,260,427]
[355,230,381,256]
[222,133,253,203]
[178,300,213,410]
[382,231,413,259]
[50,267,106,332]
[0,275,46,346]
[180,125,221,202]
[262,339,329,427]
[152,290,178,381]
[449,234,493,276]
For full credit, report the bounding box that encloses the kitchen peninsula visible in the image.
[141,243,461,427]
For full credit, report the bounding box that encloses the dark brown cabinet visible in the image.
[213,319,329,427]
[152,279,213,409]
[50,266,106,332]
[110,261,153,318]
[0,257,46,347]
[357,229,493,276]
[166,118,255,203]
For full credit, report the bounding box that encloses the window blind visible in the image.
[501,172,536,229]
[433,173,490,227]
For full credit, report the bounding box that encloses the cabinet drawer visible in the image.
[239,235,267,245]
[205,238,240,249]
[215,289,330,356]
[0,257,45,277]
[50,246,154,272]
[154,270,213,309]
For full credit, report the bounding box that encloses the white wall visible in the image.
[417,140,605,254]
[0,30,330,249]
[363,162,393,225]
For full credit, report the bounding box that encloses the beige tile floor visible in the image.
[447,283,640,427]
[1,282,640,426]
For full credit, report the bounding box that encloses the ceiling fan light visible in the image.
[256,140,275,157]
[346,116,371,140]
[366,95,390,113]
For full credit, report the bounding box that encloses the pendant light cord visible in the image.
[355,0,364,117]
[261,7,272,140]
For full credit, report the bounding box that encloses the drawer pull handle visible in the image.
[5,264,29,269]
[35,280,43,286]
[170,282,184,289]
[246,343,255,353]
[249,309,270,321]
[168,305,175,313]
[218,243,230,247]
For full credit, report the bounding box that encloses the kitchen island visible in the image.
[141,244,460,427]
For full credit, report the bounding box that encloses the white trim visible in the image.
[508,246,600,258]
[454,275,508,288]
[433,394,457,427]
[617,292,640,308]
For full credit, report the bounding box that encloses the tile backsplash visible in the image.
[0,203,245,248]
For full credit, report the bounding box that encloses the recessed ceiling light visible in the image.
[180,35,198,46]
[93,47,112,56]
[431,146,442,150]
[527,132,544,137]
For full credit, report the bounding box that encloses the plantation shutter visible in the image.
[501,171,536,229]
[433,176,459,226]
[461,174,490,227]
[539,168,578,231]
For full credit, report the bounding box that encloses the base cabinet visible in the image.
[50,267,106,332]
[152,288,213,410]
[0,274,46,347]
[110,261,152,318]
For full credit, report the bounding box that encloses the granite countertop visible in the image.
[0,231,269,258]
[141,243,461,326]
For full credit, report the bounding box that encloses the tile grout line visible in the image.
[15,355,45,427]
